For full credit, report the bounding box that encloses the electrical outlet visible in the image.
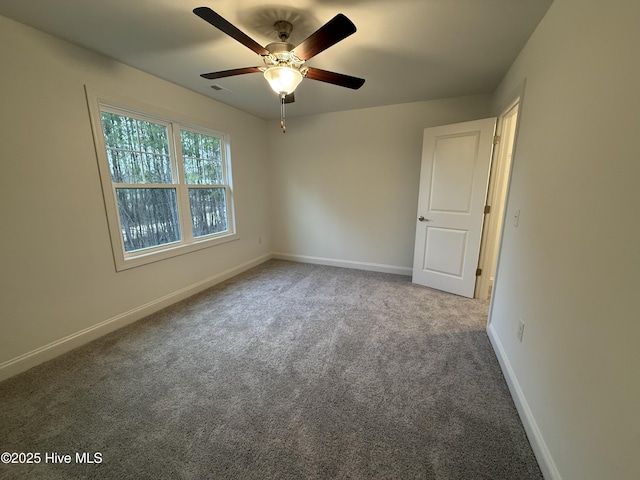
[516,320,525,342]
[258,235,262,245]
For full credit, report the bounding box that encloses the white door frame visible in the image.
[475,98,521,300]
[483,80,527,332]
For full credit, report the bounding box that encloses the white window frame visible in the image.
[86,87,237,271]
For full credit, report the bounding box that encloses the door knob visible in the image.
[418,216,430,222]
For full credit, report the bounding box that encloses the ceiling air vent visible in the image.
[210,84,232,95]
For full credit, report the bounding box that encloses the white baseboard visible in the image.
[273,252,412,276]
[487,323,562,480]
[1,252,407,381]
[0,253,273,382]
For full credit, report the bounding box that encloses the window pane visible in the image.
[181,130,223,184]
[116,188,180,252]
[137,119,170,154]
[101,112,139,150]
[107,149,141,184]
[101,112,172,184]
[189,188,228,237]
[140,153,172,183]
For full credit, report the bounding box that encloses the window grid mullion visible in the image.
[112,184,175,189]
[172,123,194,243]
[219,136,227,186]
[185,184,225,189]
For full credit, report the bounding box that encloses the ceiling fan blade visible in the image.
[194,7,269,56]
[200,67,262,80]
[305,68,365,89]
[284,93,295,104]
[293,14,356,61]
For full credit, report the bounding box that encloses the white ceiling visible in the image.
[0,0,553,119]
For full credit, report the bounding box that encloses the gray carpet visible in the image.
[0,260,542,479]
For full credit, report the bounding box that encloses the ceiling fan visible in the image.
[193,7,365,132]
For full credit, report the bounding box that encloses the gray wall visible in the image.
[269,96,492,272]
[489,0,640,478]
[0,16,272,376]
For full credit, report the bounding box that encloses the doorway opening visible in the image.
[475,100,520,301]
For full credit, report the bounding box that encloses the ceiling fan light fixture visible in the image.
[263,66,303,95]
[193,7,364,132]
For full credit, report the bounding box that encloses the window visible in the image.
[87,89,236,270]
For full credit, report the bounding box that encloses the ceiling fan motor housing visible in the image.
[263,41,307,77]
[266,41,295,56]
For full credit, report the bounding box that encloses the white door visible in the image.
[412,118,496,297]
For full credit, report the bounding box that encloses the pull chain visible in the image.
[280,93,286,133]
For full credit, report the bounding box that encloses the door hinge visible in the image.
[484,205,491,214]
[493,135,501,145]
[476,268,482,276]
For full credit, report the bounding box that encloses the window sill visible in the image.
[114,232,240,271]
